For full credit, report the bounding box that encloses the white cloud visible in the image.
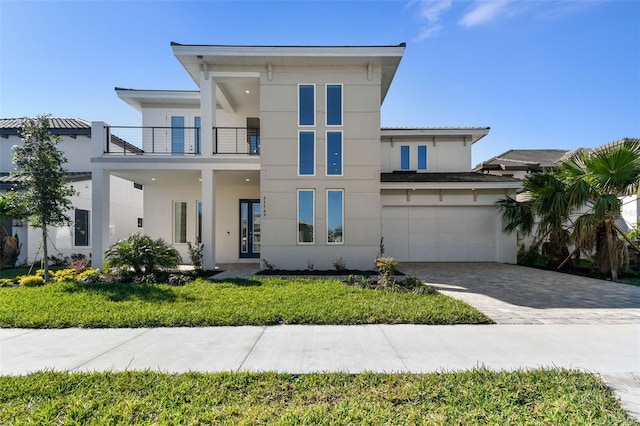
[459,1,514,27]
[411,0,453,40]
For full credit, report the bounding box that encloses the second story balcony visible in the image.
[103,126,260,156]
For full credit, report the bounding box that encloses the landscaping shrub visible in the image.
[376,256,398,287]
[76,268,101,284]
[0,278,14,287]
[52,268,77,283]
[187,241,203,272]
[19,275,45,287]
[104,233,181,275]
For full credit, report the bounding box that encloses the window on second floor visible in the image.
[299,131,315,175]
[326,131,342,176]
[326,84,342,126]
[418,145,427,170]
[299,84,315,126]
[400,146,410,170]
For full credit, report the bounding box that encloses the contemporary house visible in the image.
[1,118,143,265]
[90,43,521,271]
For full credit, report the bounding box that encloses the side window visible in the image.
[326,84,342,126]
[299,84,315,126]
[173,201,187,243]
[400,146,410,170]
[299,131,315,175]
[326,131,342,176]
[297,190,315,244]
[327,190,344,244]
[74,209,90,247]
[418,145,427,170]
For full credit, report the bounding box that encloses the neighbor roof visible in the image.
[381,171,521,183]
[0,171,92,190]
[473,149,571,173]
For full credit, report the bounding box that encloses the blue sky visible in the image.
[1,0,638,166]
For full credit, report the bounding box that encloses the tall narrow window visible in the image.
[418,145,427,170]
[74,209,90,247]
[299,84,315,126]
[196,201,202,243]
[400,146,410,170]
[171,116,185,154]
[194,116,201,154]
[326,131,342,176]
[327,190,344,244]
[299,131,315,175]
[297,190,315,244]
[173,201,187,243]
[326,84,342,126]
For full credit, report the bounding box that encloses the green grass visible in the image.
[0,369,634,425]
[0,278,490,327]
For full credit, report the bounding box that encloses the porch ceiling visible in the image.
[110,169,260,187]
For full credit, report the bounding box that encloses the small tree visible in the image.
[0,195,19,270]
[10,115,76,282]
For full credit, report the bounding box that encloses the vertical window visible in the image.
[418,145,427,170]
[327,190,344,244]
[326,131,343,175]
[74,209,90,247]
[297,190,315,244]
[171,116,185,154]
[196,201,202,243]
[400,146,410,170]
[137,218,143,228]
[173,201,187,243]
[194,116,201,154]
[299,84,315,126]
[326,84,342,126]
[299,131,315,175]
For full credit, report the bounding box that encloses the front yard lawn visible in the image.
[0,278,490,327]
[0,369,633,425]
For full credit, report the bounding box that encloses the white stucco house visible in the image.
[1,118,143,265]
[90,43,521,271]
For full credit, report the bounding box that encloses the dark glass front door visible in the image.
[239,199,260,258]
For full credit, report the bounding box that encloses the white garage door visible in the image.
[382,206,498,262]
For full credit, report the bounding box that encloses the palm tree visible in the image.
[559,138,640,280]
[496,170,572,268]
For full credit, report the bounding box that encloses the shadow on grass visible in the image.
[212,278,262,287]
[62,282,194,303]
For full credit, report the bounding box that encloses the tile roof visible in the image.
[381,171,521,183]
[0,118,91,130]
[473,149,571,172]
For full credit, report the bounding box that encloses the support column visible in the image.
[200,69,217,156]
[91,169,110,270]
[201,169,216,270]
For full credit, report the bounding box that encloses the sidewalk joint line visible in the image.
[71,328,153,372]
[237,326,266,372]
[377,325,410,372]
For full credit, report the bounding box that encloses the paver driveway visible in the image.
[399,262,640,324]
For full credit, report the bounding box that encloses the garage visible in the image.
[382,206,499,262]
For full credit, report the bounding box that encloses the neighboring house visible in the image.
[90,43,521,271]
[473,149,572,180]
[475,140,639,239]
[1,118,143,265]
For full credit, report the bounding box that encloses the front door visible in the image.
[239,199,260,258]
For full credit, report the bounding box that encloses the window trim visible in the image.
[326,189,344,245]
[297,189,315,244]
[173,200,188,244]
[325,130,343,176]
[298,84,315,127]
[325,83,343,127]
[73,208,90,248]
[400,145,410,170]
[298,130,316,176]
